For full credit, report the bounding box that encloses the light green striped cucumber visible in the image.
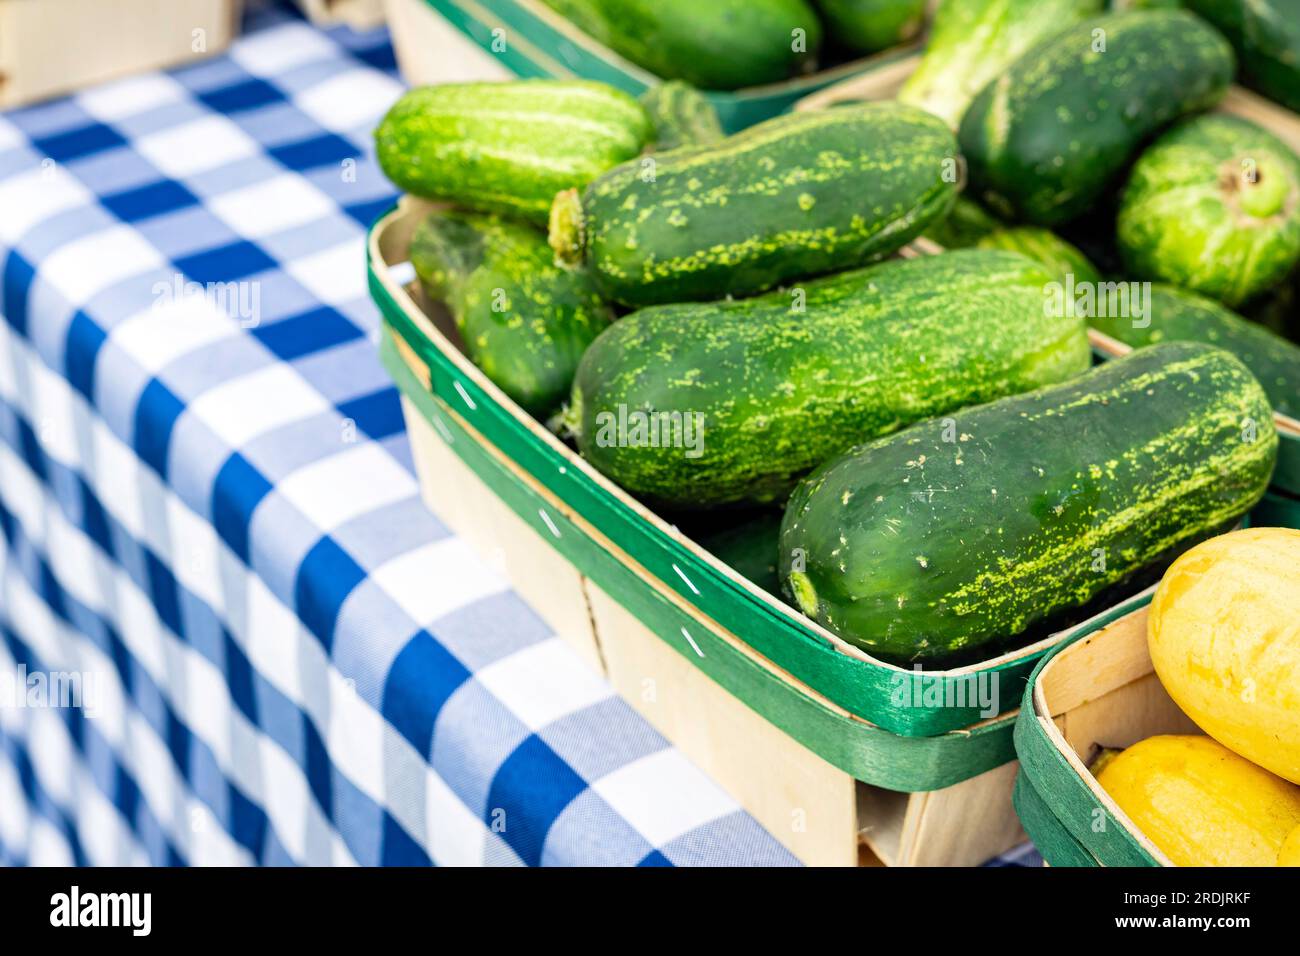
[567,250,1090,506]
[1091,284,1300,419]
[976,227,1102,285]
[410,210,613,417]
[639,82,724,151]
[959,10,1235,225]
[374,80,652,224]
[812,0,925,54]
[1117,114,1300,308]
[549,103,959,306]
[898,0,1103,128]
[539,0,821,90]
[780,342,1278,663]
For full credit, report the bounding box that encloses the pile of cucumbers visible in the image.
[375,0,1300,667]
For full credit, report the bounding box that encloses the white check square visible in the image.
[295,69,404,133]
[135,115,259,177]
[476,638,613,732]
[231,22,339,76]
[187,363,330,448]
[208,173,336,238]
[0,163,94,246]
[370,537,504,625]
[111,295,240,372]
[78,73,186,122]
[40,225,164,305]
[285,240,367,304]
[592,749,738,848]
[276,444,416,531]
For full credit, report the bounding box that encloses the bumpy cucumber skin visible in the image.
[812,0,924,54]
[898,0,1103,128]
[375,80,652,224]
[1091,284,1300,419]
[568,103,960,306]
[976,227,1102,285]
[539,0,821,90]
[958,11,1235,226]
[1117,115,1300,308]
[780,343,1277,663]
[570,249,1090,507]
[1185,0,1300,112]
[639,82,724,151]
[410,211,613,418]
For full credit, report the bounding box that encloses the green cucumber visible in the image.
[539,0,821,90]
[976,227,1102,285]
[898,0,1103,128]
[780,342,1277,663]
[375,80,652,225]
[921,195,1005,249]
[566,249,1090,507]
[958,10,1235,225]
[549,103,959,306]
[812,0,925,54]
[1090,284,1300,419]
[410,211,613,417]
[639,82,724,151]
[1184,0,1300,112]
[1117,114,1300,308]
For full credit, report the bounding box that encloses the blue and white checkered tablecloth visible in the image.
[0,3,1037,868]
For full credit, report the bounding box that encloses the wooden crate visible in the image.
[0,0,243,109]
[291,0,386,29]
[1014,603,1202,866]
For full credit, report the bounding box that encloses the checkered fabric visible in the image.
[0,2,1038,868]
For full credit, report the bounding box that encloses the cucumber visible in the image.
[1117,114,1300,308]
[958,10,1235,225]
[539,0,821,90]
[780,342,1278,663]
[566,249,1090,507]
[921,195,1004,249]
[375,80,652,225]
[639,82,724,151]
[976,227,1102,285]
[1184,0,1300,112]
[549,103,959,306]
[1091,284,1300,419]
[410,211,613,418]
[695,512,785,596]
[898,0,1103,128]
[812,0,925,54]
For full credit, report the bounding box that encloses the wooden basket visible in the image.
[0,0,243,109]
[367,196,1170,865]
[1013,601,1201,866]
[381,0,922,131]
[796,54,1300,506]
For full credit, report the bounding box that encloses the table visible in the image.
[0,1,1037,867]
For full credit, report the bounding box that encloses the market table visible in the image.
[0,1,1038,867]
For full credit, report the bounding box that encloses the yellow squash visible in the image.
[1281,825,1300,866]
[1096,735,1300,866]
[1148,527,1300,783]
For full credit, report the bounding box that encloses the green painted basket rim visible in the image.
[1013,601,1166,867]
[368,199,1156,739]
[385,336,1018,789]
[1011,770,1100,867]
[421,0,921,130]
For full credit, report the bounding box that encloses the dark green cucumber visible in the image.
[780,342,1277,663]
[410,211,612,417]
[639,82,724,151]
[539,0,821,90]
[1117,114,1300,308]
[812,0,925,54]
[1184,0,1300,112]
[695,511,785,596]
[1091,284,1300,419]
[550,103,959,306]
[921,195,1005,249]
[899,0,1102,128]
[375,80,651,224]
[976,227,1102,285]
[567,249,1090,506]
[958,10,1235,225]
